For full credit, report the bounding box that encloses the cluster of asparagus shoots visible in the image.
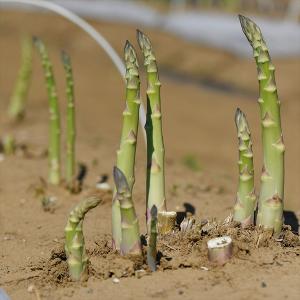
[34,38,76,189]
[65,196,101,281]
[8,36,33,122]
[112,31,176,271]
[233,16,284,235]
[63,16,286,280]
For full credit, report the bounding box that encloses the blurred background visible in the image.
[0,0,299,214]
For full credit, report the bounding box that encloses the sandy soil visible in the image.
[0,10,299,300]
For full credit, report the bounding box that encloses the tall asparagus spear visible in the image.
[8,36,33,121]
[233,108,256,226]
[136,30,167,228]
[34,37,61,185]
[65,196,101,281]
[239,15,284,234]
[61,51,76,187]
[113,167,141,256]
[112,41,141,250]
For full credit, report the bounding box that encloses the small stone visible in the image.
[112,278,120,284]
[200,266,209,271]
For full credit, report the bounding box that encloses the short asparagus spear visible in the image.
[239,15,284,234]
[65,196,101,281]
[136,30,167,228]
[233,108,256,226]
[61,51,76,188]
[112,41,140,250]
[8,36,32,121]
[34,37,61,185]
[147,205,158,272]
[2,134,16,155]
[113,167,141,256]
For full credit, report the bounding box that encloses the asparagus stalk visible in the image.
[157,211,177,234]
[34,37,61,185]
[112,41,140,250]
[65,196,101,281]
[233,108,256,226]
[2,134,16,155]
[8,36,32,121]
[113,166,141,256]
[147,205,158,272]
[239,15,284,234]
[207,236,233,265]
[61,51,76,187]
[136,30,167,228]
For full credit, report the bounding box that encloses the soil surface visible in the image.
[0,10,299,300]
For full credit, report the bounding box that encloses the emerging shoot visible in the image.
[239,15,284,234]
[112,41,140,250]
[61,51,76,188]
[136,30,167,229]
[147,205,158,272]
[65,196,101,281]
[113,167,141,256]
[34,37,61,185]
[1,134,16,155]
[233,108,256,226]
[8,36,32,121]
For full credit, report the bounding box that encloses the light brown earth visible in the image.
[0,10,299,300]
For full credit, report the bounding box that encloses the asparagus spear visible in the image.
[112,41,140,250]
[233,108,256,226]
[2,134,16,155]
[34,37,61,185]
[61,51,76,188]
[113,167,141,256]
[8,36,32,121]
[65,196,101,281]
[136,30,167,228]
[239,15,284,234]
[147,205,158,272]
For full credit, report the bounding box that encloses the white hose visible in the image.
[0,0,147,143]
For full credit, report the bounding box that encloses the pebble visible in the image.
[200,266,209,271]
[112,278,120,284]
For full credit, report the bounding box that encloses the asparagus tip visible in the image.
[150,204,158,219]
[136,29,151,51]
[61,50,71,66]
[124,39,132,53]
[32,36,46,53]
[235,107,244,126]
[113,166,129,194]
[124,40,138,65]
[238,14,262,46]
[32,36,40,46]
[83,195,102,210]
